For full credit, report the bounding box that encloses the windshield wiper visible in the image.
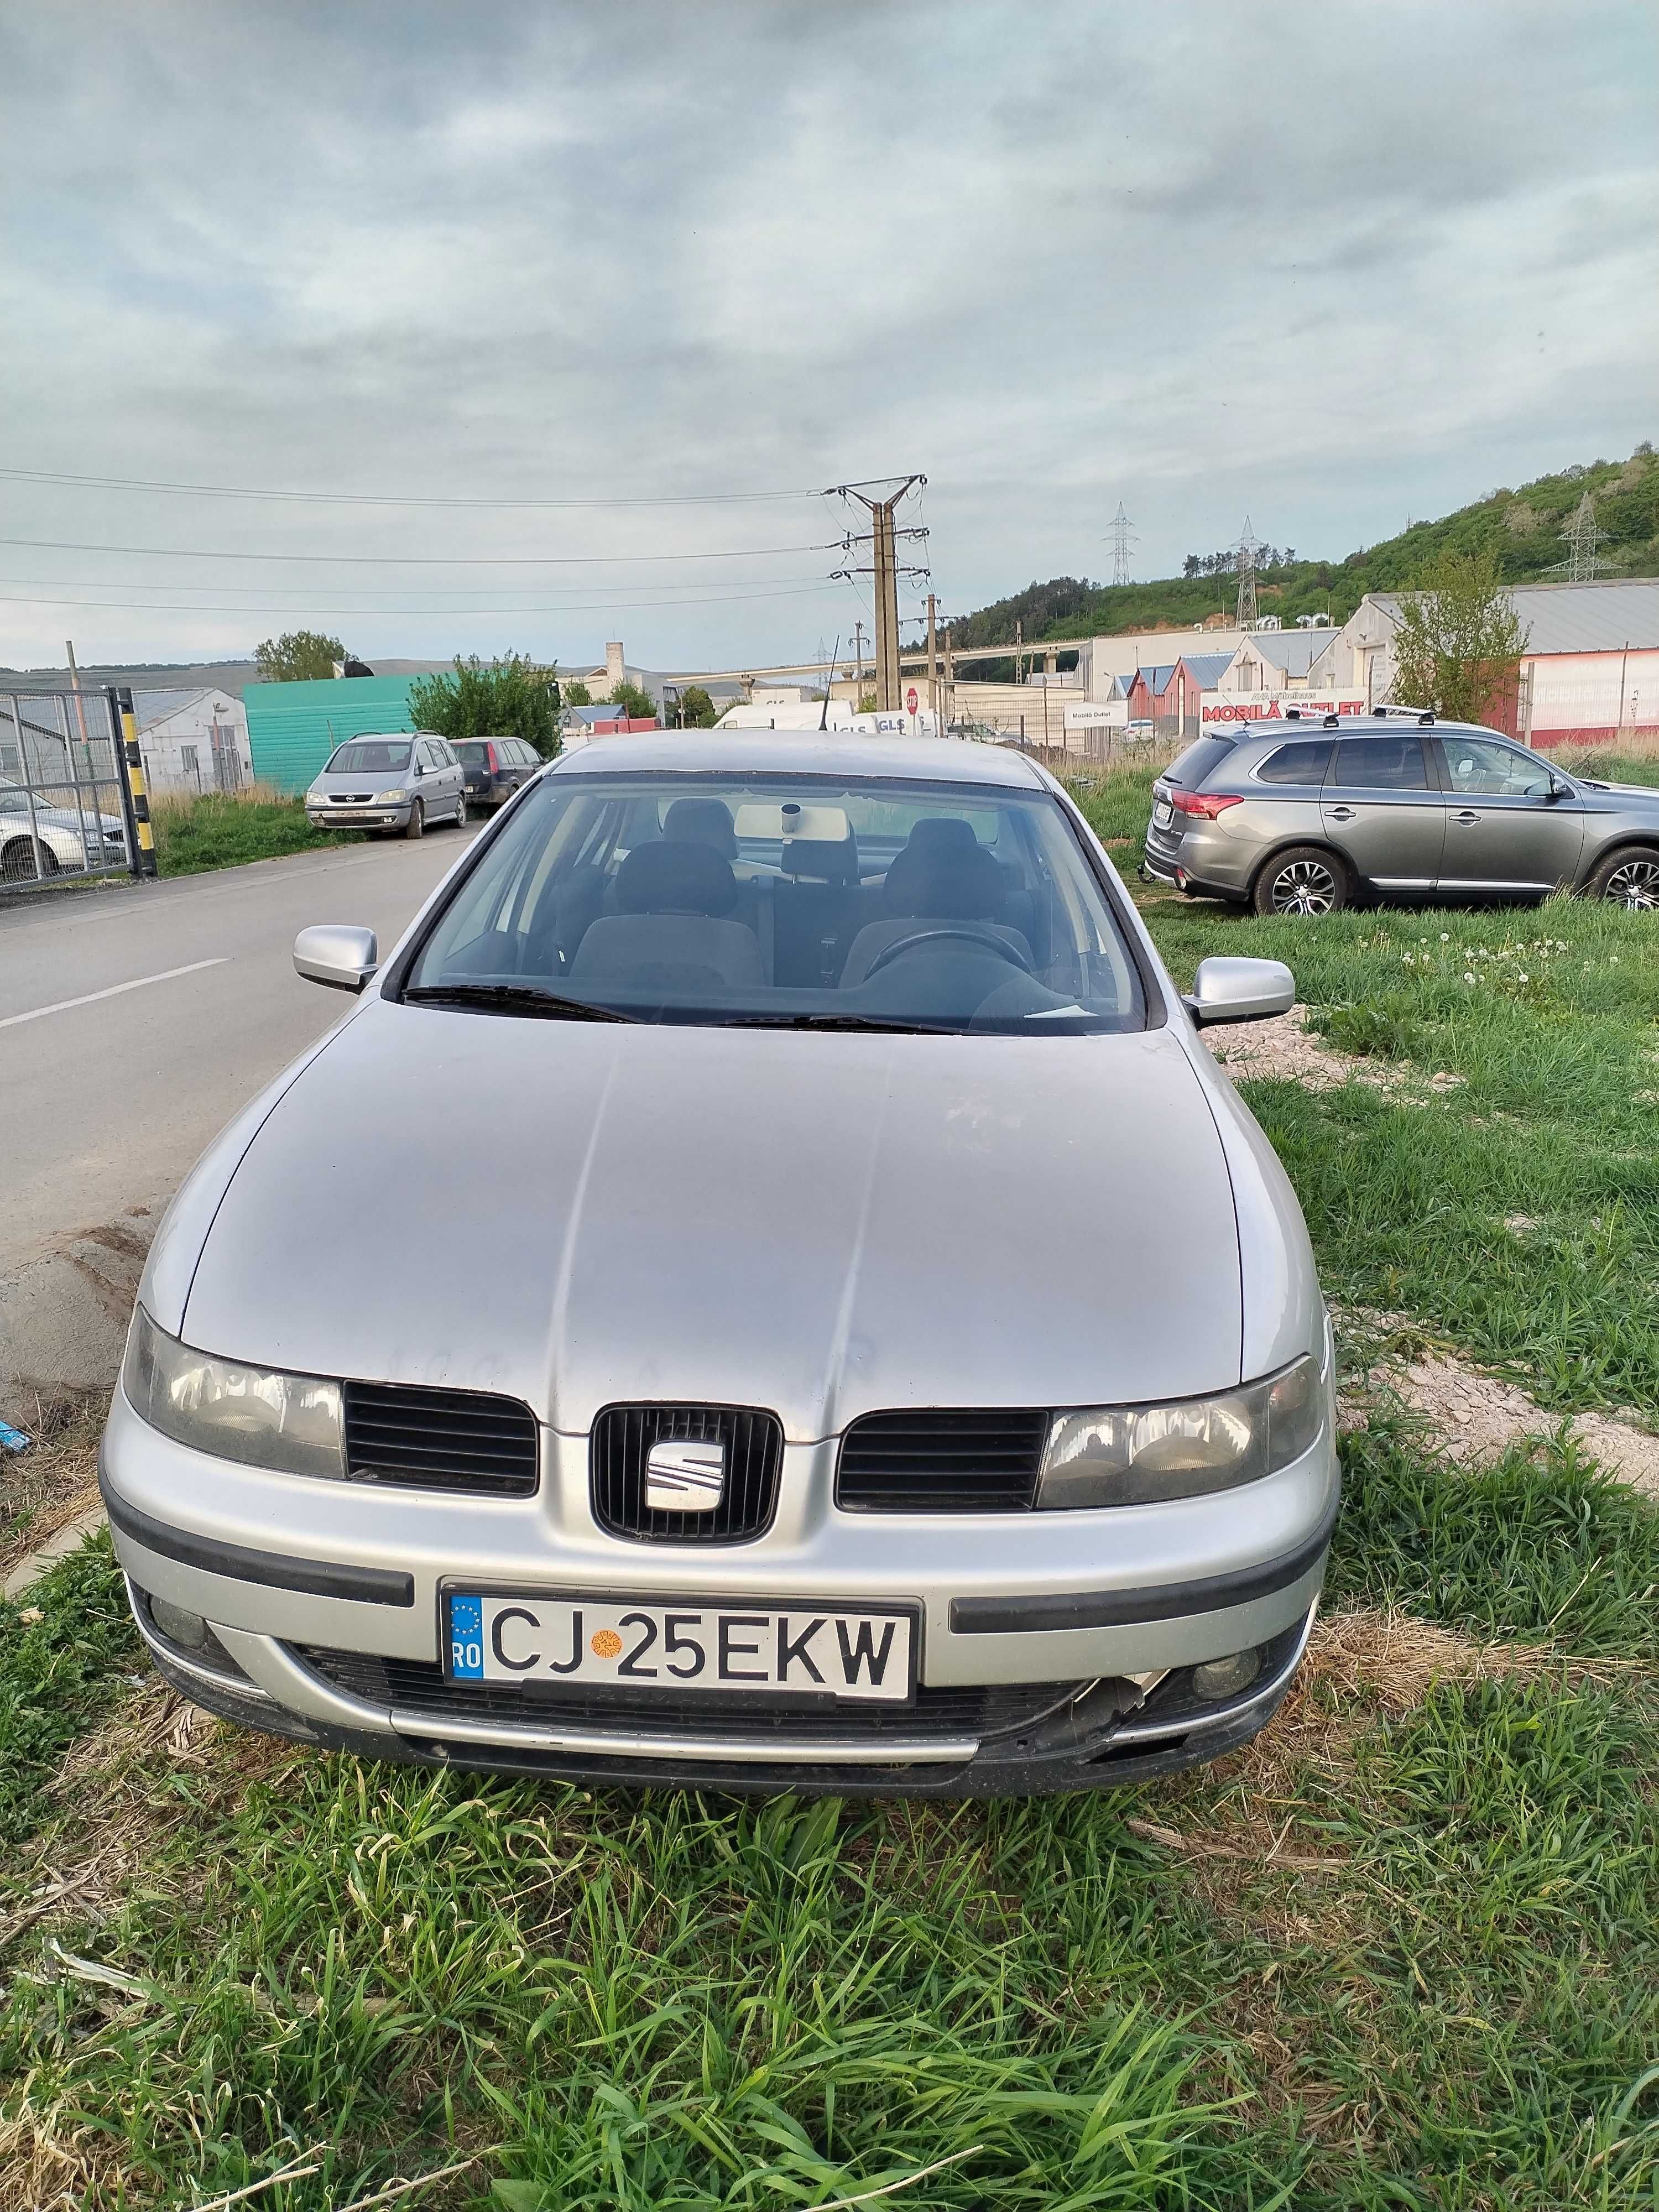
[728,1012,943,1034]
[402,983,639,1022]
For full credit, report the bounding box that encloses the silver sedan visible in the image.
[103,733,1337,1797]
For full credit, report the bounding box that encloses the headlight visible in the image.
[1037,1354,1323,1509]
[373,787,408,804]
[123,1307,343,1479]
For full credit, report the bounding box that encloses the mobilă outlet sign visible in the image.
[1200,691,1366,726]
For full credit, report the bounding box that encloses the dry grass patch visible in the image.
[0,1391,103,1583]
[1206,1004,1465,1098]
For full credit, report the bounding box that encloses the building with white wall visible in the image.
[133,686,252,795]
[1308,580,1659,746]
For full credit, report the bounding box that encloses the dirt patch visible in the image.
[0,1389,104,1583]
[1340,1322,1659,1499]
[1206,1005,1464,1098]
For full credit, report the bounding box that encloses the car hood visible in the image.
[180,999,1245,1437]
[1579,779,1659,806]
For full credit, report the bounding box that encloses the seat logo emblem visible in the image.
[645,1438,726,1512]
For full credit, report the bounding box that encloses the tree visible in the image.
[564,679,593,707]
[254,629,345,682]
[677,685,717,728]
[407,653,563,758]
[1386,547,1530,724]
[607,679,657,723]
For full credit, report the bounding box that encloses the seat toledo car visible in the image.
[103,733,1337,1797]
[1144,709,1659,915]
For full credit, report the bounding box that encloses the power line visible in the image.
[0,568,837,602]
[0,464,918,509]
[0,534,840,567]
[0,581,850,617]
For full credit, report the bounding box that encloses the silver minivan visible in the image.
[1144,710,1659,915]
[305,732,468,839]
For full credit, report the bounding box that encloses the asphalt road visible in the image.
[0,825,480,1273]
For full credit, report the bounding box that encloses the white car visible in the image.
[0,780,128,880]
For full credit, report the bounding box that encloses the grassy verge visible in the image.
[0,1537,135,1849]
[5,1445,1659,2207]
[152,789,364,876]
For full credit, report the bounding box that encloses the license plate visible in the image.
[1152,799,1173,826]
[444,1590,917,1703]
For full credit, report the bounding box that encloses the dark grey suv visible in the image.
[1142,711,1659,916]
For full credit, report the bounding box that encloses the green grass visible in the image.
[0,1536,136,1848]
[153,792,364,876]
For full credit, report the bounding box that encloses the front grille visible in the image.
[294,1644,1082,1744]
[330,791,374,803]
[591,1404,782,1544]
[837,1408,1048,1511]
[343,1381,538,1498]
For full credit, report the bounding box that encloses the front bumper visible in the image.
[102,1380,1337,1796]
[306,804,410,830]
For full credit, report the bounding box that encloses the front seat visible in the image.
[841,817,1031,987]
[571,839,763,990]
[662,796,739,858]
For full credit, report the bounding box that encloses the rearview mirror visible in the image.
[294,924,379,993]
[1183,955,1295,1027]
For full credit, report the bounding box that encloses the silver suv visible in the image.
[1143,712,1659,916]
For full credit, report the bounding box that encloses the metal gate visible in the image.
[0,688,138,890]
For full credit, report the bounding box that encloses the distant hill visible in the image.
[949,444,1659,667]
[0,655,456,698]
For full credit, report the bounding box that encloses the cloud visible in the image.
[0,0,1653,672]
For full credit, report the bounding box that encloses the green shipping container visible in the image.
[244,675,422,794]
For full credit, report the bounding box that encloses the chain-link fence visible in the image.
[0,690,137,890]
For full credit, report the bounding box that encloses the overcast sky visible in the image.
[2,0,1655,677]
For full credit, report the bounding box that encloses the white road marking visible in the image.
[0,957,229,1030]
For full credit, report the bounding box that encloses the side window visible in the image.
[1255,739,1333,785]
[1331,736,1432,791]
[1437,736,1551,797]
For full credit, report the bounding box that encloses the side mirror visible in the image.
[1547,779,1571,802]
[294,924,378,994]
[1183,955,1295,1027]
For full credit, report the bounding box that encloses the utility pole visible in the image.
[1235,518,1260,633]
[1107,503,1136,588]
[942,625,954,729]
[65,638,90,747]
[1015,617,1024,691]
[926,592,939,728]
[832,476,925,712]
[1554,489,1611,583]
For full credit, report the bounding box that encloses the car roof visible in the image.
[1221,713,1501,742]
[546,730,1048,788]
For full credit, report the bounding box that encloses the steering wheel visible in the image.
[863,926,1035,982]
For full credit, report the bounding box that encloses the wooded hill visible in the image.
[948,445,1658,667]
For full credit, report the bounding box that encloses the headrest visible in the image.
[782,836,857,884]
[614,838,738,916]
[662,796,738,859]
[881,840,1006,921]
[905,816,979,859]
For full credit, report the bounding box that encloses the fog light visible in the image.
[149,1596,209,1651]
[1192,1648,1261,1701]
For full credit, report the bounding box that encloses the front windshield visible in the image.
[326,739,411,774]
[404,773,1145,1034]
